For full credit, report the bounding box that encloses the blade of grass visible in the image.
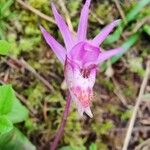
[111,33,140,63]
[122,61,150,150]
[143,24,150,36]
[104,0,150,44]
[1,0,13,14]
[0,40,11,55]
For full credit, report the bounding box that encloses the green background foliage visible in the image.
[0,85,35,149]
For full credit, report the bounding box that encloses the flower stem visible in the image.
[50,93,71,150]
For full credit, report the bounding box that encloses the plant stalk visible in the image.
[50,92,71,150]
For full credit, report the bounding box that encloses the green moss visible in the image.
[98,77,114,92]
[92,121,114,135]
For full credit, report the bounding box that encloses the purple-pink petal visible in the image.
[77,0,91,41]
[92,20,121,46]
[96,47,123,64]
[68,42,100,67]
[51,3,74,51]
[40,26,66,64]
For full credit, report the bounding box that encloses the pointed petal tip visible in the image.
[97,47,124,64]
[39,24,66,64]
[78,109,84,118]
[84,107,93,118]
[51,2,54,8]
[39,25,45,33]
[86,0,92,7]
[92,19,122,46]
[77,0,92,41]
[51,2,54,6]
[114,19,121,24]
[51,2,57,13]
[51,1,74,50]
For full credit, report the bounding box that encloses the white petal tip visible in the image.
[51,3,57,13]
[84,107,93,118]
[115,19,121,24]
[77,107,84,118]
[51,2,55,8]
[39,25,45,32]
[78,111,84,118]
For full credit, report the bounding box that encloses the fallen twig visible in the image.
[16,0,55,24]
[132,16,150,33]
[114,0,127,24]
[90,11,104,25]
[58,0,74,32]
[112,77,128,107]
[122,60,150,150]
[135,138,150,150]
[9,57,54,92]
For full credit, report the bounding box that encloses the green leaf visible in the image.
[104,0,150,44]
[0,128,36,150]
[6,98,28,123]
[0,85,14,115]
[0,85,28,123]
[0,40,11,55]
[111,33,140,63]
[89,143,97,150]
[0,116,13,135]
[1,0,13,14]
[125,0,150,22]
[143,24,150,36]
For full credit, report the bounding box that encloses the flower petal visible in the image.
[52,3,74,50]
[77,0,91,41]
[40,25,66,64]
[92,20,121,46]
[84,107,93,118]
[68,42,100,67]
[97,47,123,64]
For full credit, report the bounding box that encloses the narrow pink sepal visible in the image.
[77,0,91,41]
[97,47,123,64]
[40,25,66,64]
[51,3,74,51]
[92,19,121,46]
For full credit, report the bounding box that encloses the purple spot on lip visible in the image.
[80,64,97,78]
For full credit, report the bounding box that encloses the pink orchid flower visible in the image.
[40,0,123,118]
